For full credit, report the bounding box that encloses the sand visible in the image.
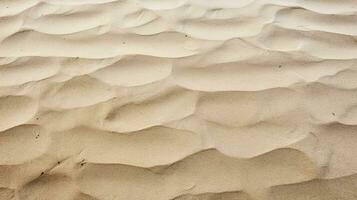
[1,0,357,199]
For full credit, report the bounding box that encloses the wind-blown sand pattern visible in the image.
[1,0,357,199]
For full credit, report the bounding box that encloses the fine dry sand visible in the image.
[1,0,357,200]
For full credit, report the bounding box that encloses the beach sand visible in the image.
[1,0,357,199]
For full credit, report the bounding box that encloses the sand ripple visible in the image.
[1,0,357,199]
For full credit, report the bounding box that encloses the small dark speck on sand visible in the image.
[80,159,86,166]
[332,112,336,116]
[278,65,282,68]
[41,172,44,175]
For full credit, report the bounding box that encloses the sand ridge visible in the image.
[1,0,357,199]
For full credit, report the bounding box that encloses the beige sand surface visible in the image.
[1,0,357,199]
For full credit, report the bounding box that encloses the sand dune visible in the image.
[1,0,357,199]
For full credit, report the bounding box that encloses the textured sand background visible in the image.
[1,0,357,199]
